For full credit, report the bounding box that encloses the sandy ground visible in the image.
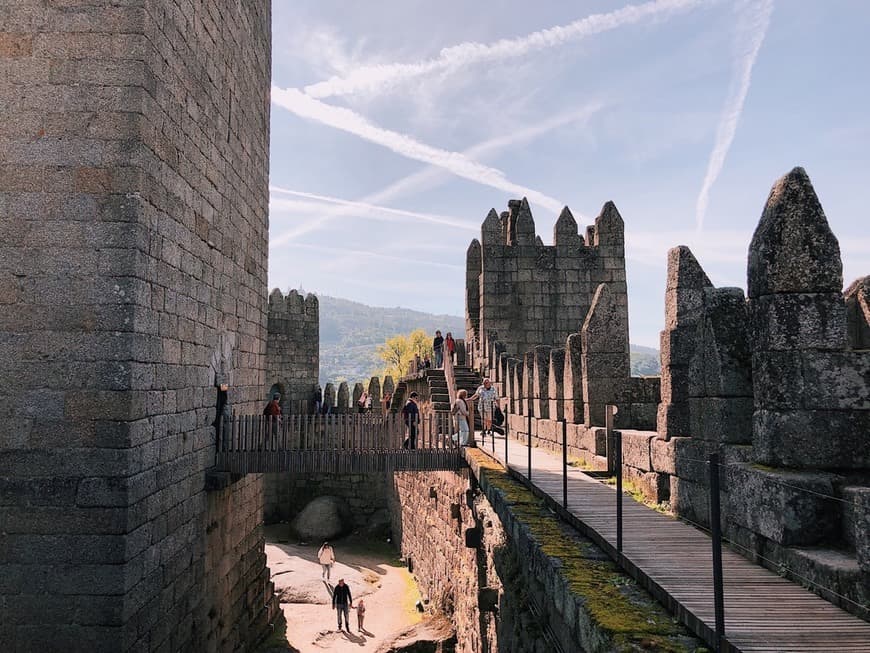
[264,525,424,652]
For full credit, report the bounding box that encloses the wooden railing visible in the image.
[215,412,466,474]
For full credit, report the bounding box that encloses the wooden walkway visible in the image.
[474,432,870,653]
[215,413,466,474]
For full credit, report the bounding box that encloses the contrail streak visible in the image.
[695,0,773,230]
[269,187,478,231]
[269,101,602,246]
[304,0,707,99]
[271,86,565,216]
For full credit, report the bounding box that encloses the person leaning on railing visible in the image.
[451,389,469,446]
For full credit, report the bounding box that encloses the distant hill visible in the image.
[318,295,464,385]
[315,294,660,384]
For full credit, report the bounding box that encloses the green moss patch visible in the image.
[467,450,698,652]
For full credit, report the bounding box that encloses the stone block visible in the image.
[687,397,753,444]
[582,353,630,379]
[801,351,870,410]
[752,351,804,410]
[845,276,870,349]
[672,437,716,484]
[629,402,657,431]
[841,486,868,553]
[753,409,870,469]
[623,466,669,503]
[656,402,690,439]
[851,488,870,572]
[618,431,654,471]
[750,293,847,351]
[651,436,677,475]
[670,477,711,528]
[727,464,839,546]
[661,328,696,375]
[748,167,843,298]
[692,288,752,397]
[581,284,628,355]
[628,377,660,403]
[666,246,712,293]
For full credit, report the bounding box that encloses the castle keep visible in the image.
[1,1,279,649]
[466,197,628,368]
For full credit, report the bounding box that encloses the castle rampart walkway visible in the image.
[474,430,870,652]
[215,413,466,474]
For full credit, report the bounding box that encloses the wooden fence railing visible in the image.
[215,412,466,474]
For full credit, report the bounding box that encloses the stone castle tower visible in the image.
[0,2,280,649]
[266,288,319,413]
[466,197,629,365]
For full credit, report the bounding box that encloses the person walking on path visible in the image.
[433,330,444,368]
[357,390,368,414]
[312,385,322,414]
[445,332,456,365]
[451,389,470,446]
[355,598,366,632]
[332,578,353,632]
[470,378,497,437]
[402,392,420,449]
[318,541,335,581]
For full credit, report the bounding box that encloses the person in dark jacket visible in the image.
[432,330,444,368]
[332,578,353,631]
[401,392,420,449]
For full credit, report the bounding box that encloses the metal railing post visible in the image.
[527,411,532,481]
[709,452,725,651]
[504,405,509,467]
[562,417,568,509]
[615,427,623,554]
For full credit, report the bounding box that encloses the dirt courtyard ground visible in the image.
[262,525,425,652]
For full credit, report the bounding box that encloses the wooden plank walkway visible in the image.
[473,432,870,653]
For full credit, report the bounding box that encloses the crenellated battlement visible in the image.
[467,197,628,364]
[266,288,319,413]
[466,168,870,619]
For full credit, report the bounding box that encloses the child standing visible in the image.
[355,598,366,632]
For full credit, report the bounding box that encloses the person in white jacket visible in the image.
[318,541,336,580]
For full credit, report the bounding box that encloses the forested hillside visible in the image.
[318,295,463,384]
[315,294,661,384]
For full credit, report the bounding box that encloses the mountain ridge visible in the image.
[312,293,660,384]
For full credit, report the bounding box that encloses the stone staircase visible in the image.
[425,369,451,412]
[453,365,481,397]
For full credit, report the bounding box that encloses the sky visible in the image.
[268,0,870,348]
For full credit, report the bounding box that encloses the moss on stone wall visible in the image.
[468,450,702,652]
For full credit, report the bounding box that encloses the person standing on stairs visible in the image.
[470,378,496,437]
[433,330,444,368]
[445,332,456,365]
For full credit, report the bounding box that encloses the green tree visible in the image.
[375,328,433,379]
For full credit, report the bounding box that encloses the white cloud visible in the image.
[303,0,708,99]
[695,0,774,230]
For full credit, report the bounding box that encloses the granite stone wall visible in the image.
[476,169,869,619]
[266,288,319,414]
[264,471,389,528]
[388,468,500,652]
[0,1,279,650]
